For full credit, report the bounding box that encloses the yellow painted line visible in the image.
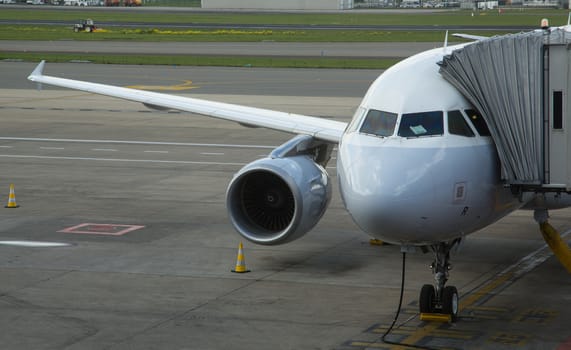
[459,272,513,310]
[431,330,478,340]
[464,314,501,320]
[370,329,415,335]
[126,80,198,91]
[395,319,441,345]
[463,305,511,312]
[488,332,529,346]
[348,341,409,349]
[514,308,557,323]
[371,325,418,332]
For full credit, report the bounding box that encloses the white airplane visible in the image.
[27,27,571,321]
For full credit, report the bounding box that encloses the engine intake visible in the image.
[226,155,331,245]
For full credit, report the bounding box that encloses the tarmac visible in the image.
[1,40,443,59]
[0,62,570,350]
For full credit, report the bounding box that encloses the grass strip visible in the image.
[0,52,400,69]
[0,25,510,42]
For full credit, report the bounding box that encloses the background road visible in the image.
[4,61,380,96]
[2,40,444,58]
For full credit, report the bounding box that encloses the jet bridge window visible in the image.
[448,110,475,137]
[359,109,398,137]
[553,91,563,130]
[397,111,443,138]
[465,109,491,136]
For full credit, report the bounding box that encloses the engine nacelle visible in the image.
[226,155,331,245]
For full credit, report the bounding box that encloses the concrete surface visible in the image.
[0,62,570,350]
[1,40,443,59]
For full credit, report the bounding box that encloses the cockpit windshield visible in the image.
[398,111,443,138]
[359,109,398,137]
[465,109,491,136]
[448,110,475,137]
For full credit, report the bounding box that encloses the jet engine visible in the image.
[226,154,331,245]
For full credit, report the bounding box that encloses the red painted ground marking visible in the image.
[557,337,571,350]
[58,223,145,236]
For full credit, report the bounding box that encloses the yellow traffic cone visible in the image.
[231,242,250,273]
[5,184,19,208]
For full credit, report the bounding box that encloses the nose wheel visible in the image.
[419,284,436,313]
[419,240,460,322]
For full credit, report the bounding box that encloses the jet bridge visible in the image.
[439,28,571,192]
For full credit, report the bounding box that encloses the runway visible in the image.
[1,61,571,349]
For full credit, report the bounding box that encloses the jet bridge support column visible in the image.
[534,208,571,273]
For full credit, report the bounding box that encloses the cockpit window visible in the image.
[448,110,475,137]
[359,109,398,137]
[346,107,366,134]
[398,111,443,138]
[465,109,491,136]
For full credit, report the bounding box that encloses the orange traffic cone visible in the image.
[231,242,250,273]
[5,184,19,208]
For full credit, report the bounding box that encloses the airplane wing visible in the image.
[27,61,347,143]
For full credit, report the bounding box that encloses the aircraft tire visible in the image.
[442,286,459,321]
[419,284,435,313]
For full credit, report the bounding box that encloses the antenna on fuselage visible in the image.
[443,30,449,53]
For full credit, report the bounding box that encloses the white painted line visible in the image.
[40,147,65,150]
[59,223,145,236]
[0,137,276,149]
[92,148,117,152]
[0,241,71,248]
[0,154,246,166]
[0,146,13,148]
[499,228,571,278]
[144,150,169,154]
[201,152,224,156]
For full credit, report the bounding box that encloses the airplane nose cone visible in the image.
[338,137,445,243]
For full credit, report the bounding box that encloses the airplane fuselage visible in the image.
[337,45,522,245]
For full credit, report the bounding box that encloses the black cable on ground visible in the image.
[381,251,438,350]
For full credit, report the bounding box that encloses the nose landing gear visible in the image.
[419,239,460,322]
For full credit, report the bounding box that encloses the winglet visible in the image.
[28,60,45,91]
[28,60,45,81]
